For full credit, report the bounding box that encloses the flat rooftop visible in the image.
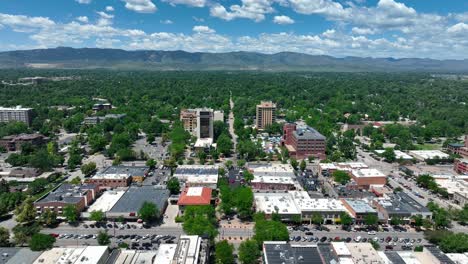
[174,235,202,264]
[331,242,351,256]
[3,248,41,264]
[337,162,369,169]
[377,192,431,216]
[33,246,108,264]
[93,165,149,180]
[294,126,326,140]
[319,163,338,170]
[154,244,177,264]
[409,150,450,160]
[109,186,170,214]
[290,191,346,212]
[248,163,295,177]
[36,183,96,205]
[87,190,125,213]
[342,199,376,214]
[254,193,301,215]
[346,243,384,264]
[251,176,295,185]
[186,175,218,185]
[351,168,386,178]
[174,165,218,179]
[375,150,413,160]
[263,242,323,264]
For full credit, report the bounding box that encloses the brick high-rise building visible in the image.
[0,106,33,126]
[255,101,276,130]
[281,123,326,160]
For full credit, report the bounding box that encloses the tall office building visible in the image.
[196,109,214,139]
[0,106,33,126]
[180,108,214,139]
[256,101,276,130]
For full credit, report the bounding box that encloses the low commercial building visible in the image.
[154,244,178,264]
[0,247,42,264]
[174,235,209,264]
[447,135,468,158]
[251,176,295,190]
[435,178,468,207]
[254,192,302,220]
[263,242,324,264]
[350,168,387,189]
[34,183,99,214]
[177,187,212,211]
[291,191,347,224]
[373,192,432,223]
[248,163,296,190]
[87,165,149,188]
[92,103,112,111]
[281,123,327,160]
[375,149,413,160]
[174,165,218,188]
[33,246,109,264]
[114,250,158,264]
[341,199,377,224]
[0,133,47,151]
[454,158,468,175]
[345,243,385,264]
[319,162,369,176]
[107,186,170,219]
[4,167,41,179]
[254,191,347,223]
[0,106,33,126]
[83,114,126,125]
[409,150,450,161]
[446,253,468,264]
[83,190,125,218]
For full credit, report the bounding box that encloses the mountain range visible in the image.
[0,47,467,72]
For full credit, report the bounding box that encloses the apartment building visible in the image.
[255,101,276,130]
[0,106,33,126]
[34,183,99,214]
[282,123,327,160]
[180,108,214,139]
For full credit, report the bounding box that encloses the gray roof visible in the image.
[382,192,431,216]
[36,183,97,204]
[383,252,406,264]
[175,167,218,176]
[424,246,456,264]
[98,165,149,177]
[317,243,338,264]
[0,248,19,264]
[4,248,42,264]
[293,126,326,140]
[109,186,170,214]
[263,243,323,264]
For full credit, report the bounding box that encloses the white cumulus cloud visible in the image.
[162,0,206,8]
[76,16,89,23]
[106,6,115,12]
[193,25,215,34]
[76,0,92,4]
[122,0,157,13]
[273,15,294,24]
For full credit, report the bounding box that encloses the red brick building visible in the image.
[0,133,47,151]
[454,159,468,175]
[34,183,99,214]
[281,123,326,160]
[350,169,387,189]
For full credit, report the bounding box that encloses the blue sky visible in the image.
[0,0,467,59]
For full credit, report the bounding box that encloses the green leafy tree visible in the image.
[29,233,55,251]
[300,159,307,172]
[290,158,298,170]
[364,214,378,226]
[439,233,468,253]
[340,212,353,226]
[217,133,233,156]
[382,148,396,162]
[63,205,79,223]
[90,210,106,222]
[390,216,403,226]
[40,209,58,227]
[332,170,351,185]
[215,240,234,264]
[80,162,96,175]
[138,201,160,223]
[311,213,324,225]
[182,205,218,238]
[15,198,36,223]
[146,159,157,169]
[370,240,380,250]
[243,170,254,183]
[97,231,110,245]
[167,177,181,194]
[0,227,10,247]
[238,239,261,264]
[253,213,289,246]
[70,176,81,185]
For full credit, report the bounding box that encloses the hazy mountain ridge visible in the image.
[0,47,467,72]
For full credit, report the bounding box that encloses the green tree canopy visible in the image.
[238,239,261,264]
[29,233,55,251]
[215,240,234,264]
[138,201,160,223]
